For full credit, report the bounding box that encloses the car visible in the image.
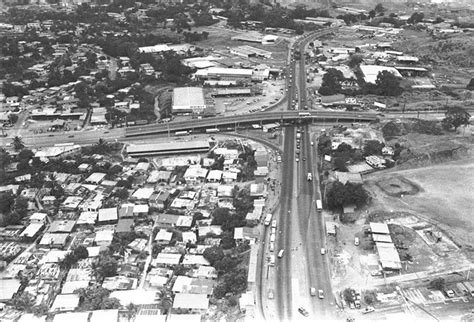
[298,307,309,317]
[318,289,324,299]
[446,290,455,298]
[68,135,74,138]
[310,287,316,296]
[269,242,275,252]
[296,157,299,162]
[311,141,314,146]
[354,237,360,246]
[278,249,285,258]
[302,157,306,161]
[362,306,375,314]
[268,290,274,299]
[320,248,326,255]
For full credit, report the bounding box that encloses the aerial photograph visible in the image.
[0,0,472,321]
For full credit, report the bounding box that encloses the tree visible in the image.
[0,148,11,172]
[442,105,471,131]
[94,253,118,278]
[203,246,225,265]
[12,136,25,151]
[407,12,424,24]
[319,68,344,96]
[8,114,18,124]
[374,3,385,14]
[73,245,89,260]
[326,182,369,210]
[429,278,445,291]
[363,140,385,156]
[158,289,173,314]
[342,288,355,303]
[125,303,138,322]
[375,71,403,96]
[75,285,121,310]
[211,208,231,226]
[348,54,363,68]
[12,292,35,312]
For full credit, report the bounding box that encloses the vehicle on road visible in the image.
[264,213,272,226]
[278,249,284,258]
[310,287,316,296]
[271,227,276,235]
[302,157,306,161]
[320,248,326,255]
[296,157,299,162]
[268,290,274,299]
[270,234,275,242]
[269,255,275,266]
[271,220,277,228]
[354,237,360,246]
[68,135,74,138]
[318,289,324,299]
[311,141,314,146]
[307,173,312,181]
[316,199,323,212]
[269,242,274,252]
[298,307,309,317]
[362,306,375,314]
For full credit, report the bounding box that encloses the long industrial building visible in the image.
[172,87,206,114]
[127,140,210,157]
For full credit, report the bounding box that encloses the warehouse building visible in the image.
[172,87,206,114]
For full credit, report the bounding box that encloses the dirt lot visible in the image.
[365,158,474,260]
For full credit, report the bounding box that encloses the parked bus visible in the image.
[175,131,189,136]
[264,213,273,226]
[206,128,220,134]
[316,199,323,212]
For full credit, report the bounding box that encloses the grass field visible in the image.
[365,158,474,258]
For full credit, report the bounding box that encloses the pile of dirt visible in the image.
[375,176,420,197]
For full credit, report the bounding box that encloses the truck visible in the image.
[316,199,322,212]
[269,255,275,266]
[206,128,220,134]
[296,132,301,139]
[264,213,272,226]
[271,219,277,228]
[307,173,312,181]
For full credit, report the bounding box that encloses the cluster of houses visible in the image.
[0,138,272,320]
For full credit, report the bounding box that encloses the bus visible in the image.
[307,173,313,181]
[175,131,189,136]
[298,112,311,117]
[264,213,273,226]
[206,128,220,134]
[316,200,323,212]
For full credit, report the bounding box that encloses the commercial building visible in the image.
[194,67,253,81]
[172,87,206,114]
[127,141,209,158]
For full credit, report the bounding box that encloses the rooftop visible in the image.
[173,87,205,108]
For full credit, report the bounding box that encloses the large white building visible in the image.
[172,87,206,114]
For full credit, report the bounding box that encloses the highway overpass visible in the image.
[125,110,380,137]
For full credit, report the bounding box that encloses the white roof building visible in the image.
[359,65,402,84]
[172,293,209,311]
[172,87,206,114]
[98,207,118,222]
[85,172,106,184]
[50,294,80,312]
[132,188,155,200]
[155,229,173,243]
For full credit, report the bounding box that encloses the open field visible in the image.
[365,158,474,260]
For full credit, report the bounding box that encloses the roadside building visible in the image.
[183,166,208,184]
[172,87,206,114]
[127,141,209,158]
[0,279,21,302]
[39,233,69,249]
[50,293,80,312]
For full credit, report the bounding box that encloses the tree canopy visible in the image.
[326,182,369,210]
[375,71,403,96]
[319,68,344,96]
[442,105,471,131]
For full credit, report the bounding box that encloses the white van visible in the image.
[269,242,275,252]
[278,249,285,258]
[269,255,275,266]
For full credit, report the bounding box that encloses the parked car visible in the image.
[354,237,360,246]
[446,290,455,298]
[362,306,375,314]
[318,289,324,299]
[310,287,316,296]
[298,307,309,317]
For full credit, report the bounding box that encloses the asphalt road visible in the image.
[272,30,335,321]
